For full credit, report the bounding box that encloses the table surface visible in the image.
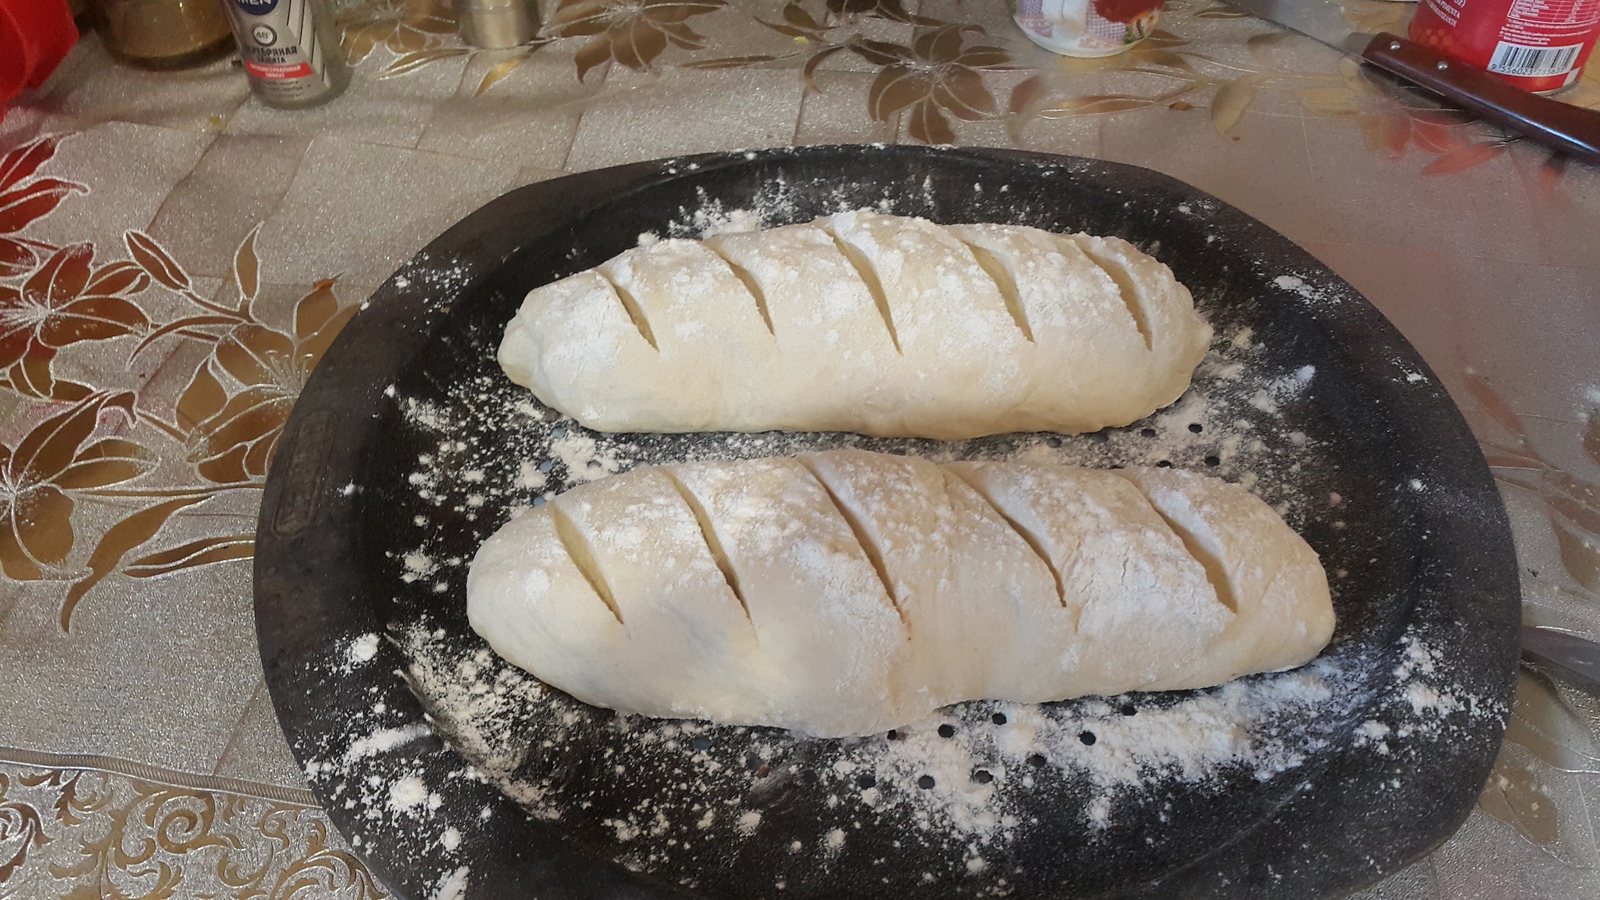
[1,1,1597,898]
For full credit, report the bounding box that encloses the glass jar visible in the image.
[91,0,234,70]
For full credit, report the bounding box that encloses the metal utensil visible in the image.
[1226,0,1600,162]
[1522,625,1600,691]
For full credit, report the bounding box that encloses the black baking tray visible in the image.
[254,145,1519,900]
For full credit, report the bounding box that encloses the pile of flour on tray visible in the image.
[314,192,1503,892]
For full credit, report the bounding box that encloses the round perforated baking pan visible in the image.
[254,145,1519,900]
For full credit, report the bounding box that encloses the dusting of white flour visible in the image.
[298,194,1503,895]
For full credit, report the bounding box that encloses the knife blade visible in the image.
[1226,0,1600,162]
[1522,625,1600,691]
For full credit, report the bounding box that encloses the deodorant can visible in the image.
[222,0,351,109]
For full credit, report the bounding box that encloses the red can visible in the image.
[1410,0,1600,94]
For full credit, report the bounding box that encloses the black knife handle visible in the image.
[1361,33,1600,163]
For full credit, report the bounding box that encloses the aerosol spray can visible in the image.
[222,0,351,109]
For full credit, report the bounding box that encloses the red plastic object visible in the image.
[1411,0,1600,94]
[0,0,79,117]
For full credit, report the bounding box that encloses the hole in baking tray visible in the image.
[1204,455,1221,467]
[886,729,900,741]
[691,735,713,750]
[547,503,624,625]
[1091,431,1110,443]
[1140,427,1157,438]
[961,240,1034,343]
[991,712,1008,726]
[972,769,994,784]
[1120,703,1137,717]
[745,755,764,771]
[1156,460,1172,468]
[1027,754,1047,768]
[820,226,901,354]
[705,243,776,336]
[917,775,936,789]
[1079,731,1097,746]
[857,774,876,789]
[596,270,659,351]
[1189,423,1204,433]
[1044,436,1062,448]
[938,724,956,738]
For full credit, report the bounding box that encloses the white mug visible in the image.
[1013,0,1164,57]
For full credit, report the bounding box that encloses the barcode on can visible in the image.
[1487,40,1583,76]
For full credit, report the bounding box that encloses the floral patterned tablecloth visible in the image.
[0,1,1597,897]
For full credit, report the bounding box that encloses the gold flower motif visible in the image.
[0,392,152,581]
[0,775,51,883]
[3,765,385,897]
[853,24,1012,144]
[341,0,458,64]
[182,280,354,485]
[548,0,728,80]
[824,0,929,24]
[0,137,84,280]
[0,244,150,401]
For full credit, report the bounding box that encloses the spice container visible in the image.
[1013,0,1164,58]
[90,0,234,70]
[221,0,349,108]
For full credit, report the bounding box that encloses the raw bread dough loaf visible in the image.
[467,450,1334,737]
[498,212,1212,440]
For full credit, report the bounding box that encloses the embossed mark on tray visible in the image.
[274,410,336,537]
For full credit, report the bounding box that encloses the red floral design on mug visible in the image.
[1093,0,1162,24]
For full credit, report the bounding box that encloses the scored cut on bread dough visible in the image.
[498,211,1213,440]
[468,450,1335,737]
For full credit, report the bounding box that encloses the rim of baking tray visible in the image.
[253,144,1520,900]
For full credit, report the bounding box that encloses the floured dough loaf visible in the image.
[498,211,1212,440]
[467,450,1334,737]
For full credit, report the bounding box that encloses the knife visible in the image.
[1226,0,1600,162]
[1522,625,1600,691]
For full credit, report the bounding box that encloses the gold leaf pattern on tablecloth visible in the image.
[171,276,353,487]
[823,0,934,26]
[0,774,51,883]
[0,762,387,898]
[327,0,1598,166]
[339,0,457,64]
[549,0,728,80]
[1480,744,1560,845]
[1007,29,1219,132]
[1339,0,1410,36]
[856,25,1013,144]
[61,496,208,631]
[1472,374,1600,602]
[0,392,144,582]
[0,137,85,281]
[1506,667,1600,774]
[0,244,150,402]
[0,135,355,633]
[1300,58,1518,175]
[1456,372,1600,859]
